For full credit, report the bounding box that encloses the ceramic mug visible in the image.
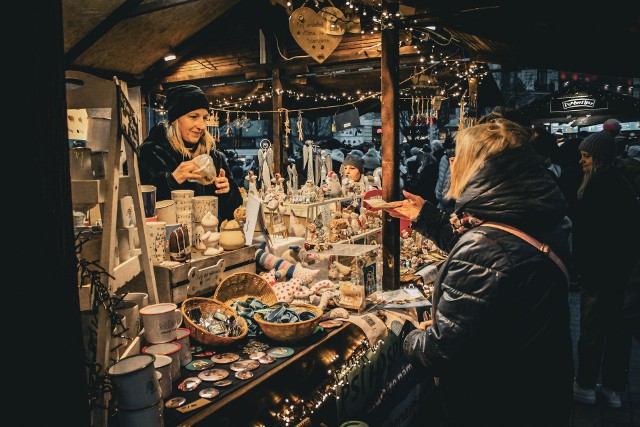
[172,328,192,366]
[142,342,181,382]
[116,300,140,340]
[192,196,218,222]
[156,200,177,224]
[119,195,136,227]
[144,221,166,265]
[107,353,161,410]
[117,228,131,264]
[153,354,173,399]
[171,189,194,212]
[139,303,183,344]
[118,399,164,427]
[141,185,157,218]
[123,292,149,309]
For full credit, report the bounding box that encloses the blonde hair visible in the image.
[446,119,532,200]
[577,161,605,199]
[166,121,215,158]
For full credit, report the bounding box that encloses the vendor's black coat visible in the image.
[136,123,243,221]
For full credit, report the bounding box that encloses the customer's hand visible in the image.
[382,190,424,221]
[172,160,205,184]
[213,168,230,194]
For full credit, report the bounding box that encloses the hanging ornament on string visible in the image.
[225,112,232,137]
[410,96,415,127]
[297,110,304,141]
[233,111,243,129]
[241,113,251,129]
[211,111,220,142]
[256,112,262,133]
[284,109,291,149]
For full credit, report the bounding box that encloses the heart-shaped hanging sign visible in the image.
[289,7,344,63]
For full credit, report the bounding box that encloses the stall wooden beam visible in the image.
[381,0,401,291]
[272,67,283,176]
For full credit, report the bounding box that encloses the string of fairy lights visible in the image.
[149,0,492,119]
[251,338,384,427]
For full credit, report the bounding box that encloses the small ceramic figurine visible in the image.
[201,230,223,256]
[245,171,258,196]
[325,171,342,198]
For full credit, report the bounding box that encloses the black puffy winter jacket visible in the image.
[136,123,243,221]
[405,145,573,426]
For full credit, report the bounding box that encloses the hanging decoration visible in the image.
[225,112,232,137]
[284,109,291,149]
[257,112,262,133]
[257,139,275,191]
[458,90,467,131]
[289,7,344,63]
[303,140,315,185]
[211,111,220,142]
[297,110,304,141]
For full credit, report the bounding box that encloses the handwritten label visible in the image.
[289,7,343,63]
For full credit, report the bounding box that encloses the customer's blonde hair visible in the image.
[166,121,215,158]
[446,119,532,199]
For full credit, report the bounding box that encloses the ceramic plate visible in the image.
[198,369,229,382]
[211,353,240,364]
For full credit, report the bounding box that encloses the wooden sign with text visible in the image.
[289,7,343,63]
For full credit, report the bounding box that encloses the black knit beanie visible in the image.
[165,84,210,123]
[343,153,364,174]
[578,131,616,163]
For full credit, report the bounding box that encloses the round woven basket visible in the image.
[253,303,324,343]
[213,272,277,308]
[181,297,248,347]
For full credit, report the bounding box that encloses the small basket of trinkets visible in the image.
[181,297,248,346]
[253,302,323,343]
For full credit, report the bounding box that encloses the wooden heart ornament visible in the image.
[289,7,343,63]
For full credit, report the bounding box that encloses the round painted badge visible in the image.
[230,359,260,372]
[319,319,343,329]
[198,369,229,382]
[258,354,276,364]
[165,397,186,408]
[178,377,202,392]
[213,379,233,387]
[211,353,240,364]
[199,388,220,399]
[267,347,294,358]
[249,351,266,360]
[185,359,215,371]
[235,370,254,380]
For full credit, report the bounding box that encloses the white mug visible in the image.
[156,199,177,224]
[153,354,173,400]
[171,189,194,212]
[173,328,192,366]
[107,354,161,411]
[118,399,164,427]
[193,196,218,222]
[139,303,183,344]
[144,221,166,265]
[143,342,181,382]
[124,292,149,309]
[116,300,140,340]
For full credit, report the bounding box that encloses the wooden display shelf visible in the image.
[71,176,131,209]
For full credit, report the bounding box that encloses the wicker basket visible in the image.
[181,297,248,347]
[253,303,324,343]
[213,272,277,308]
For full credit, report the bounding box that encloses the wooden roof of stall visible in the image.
[63,0,640,111]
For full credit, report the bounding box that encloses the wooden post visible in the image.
[468,76,478,126]
[272,68,283,176]
[37,0,90,425]
[381,0,401,290]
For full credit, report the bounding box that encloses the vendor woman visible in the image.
[137,84,242,221]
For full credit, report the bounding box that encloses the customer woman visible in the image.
[384,118,573,426]
[137,84,242,221]
[572,130,640,408]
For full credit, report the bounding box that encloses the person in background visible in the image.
[431,139,445,163]
[572,131,640,408]
[136,84,242,221]
[621,144,640,341]
[361,143,382,174]
[384,118,573,426]
[434,135,456,214]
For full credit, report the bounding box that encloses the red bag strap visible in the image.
[481,221,570,284]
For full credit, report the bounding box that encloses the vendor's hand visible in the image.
[172,160,206,184]
[382,190,424,221]
[213,168,230,194]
